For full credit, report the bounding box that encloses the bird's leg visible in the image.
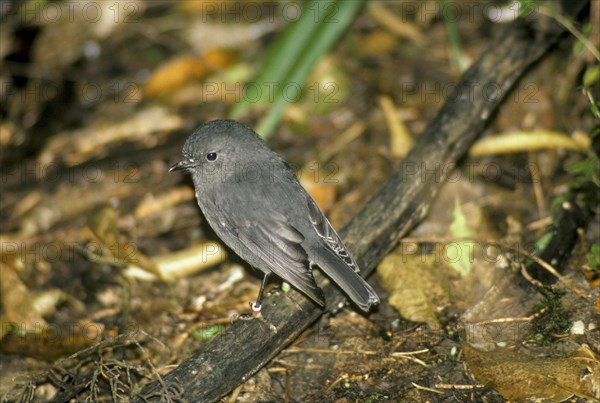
[251,273,270,315]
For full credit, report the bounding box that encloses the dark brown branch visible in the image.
[135,3,589,402]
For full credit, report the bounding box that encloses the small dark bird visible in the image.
[170,120,379,312]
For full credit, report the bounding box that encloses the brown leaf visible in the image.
[298,169,337,214]
[378,253,451,329]
[0,262,47,340]
[144,50,237,98]
[87,205,163,279]
[464,343,600,401]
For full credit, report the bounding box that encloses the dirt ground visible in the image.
[1,1,598,402]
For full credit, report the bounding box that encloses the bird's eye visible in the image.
[206,152,217,162]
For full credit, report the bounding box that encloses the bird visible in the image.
[170,120,379,312]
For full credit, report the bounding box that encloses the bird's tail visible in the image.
[315,248,379,311]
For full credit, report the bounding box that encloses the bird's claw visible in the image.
[230,302,262,322]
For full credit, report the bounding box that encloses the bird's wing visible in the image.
[235,210,325,307]
[306,197,359,273]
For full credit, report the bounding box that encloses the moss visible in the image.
[530,286,572,344]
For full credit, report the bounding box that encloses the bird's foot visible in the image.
[230,303,277,334]
[230,302,262,321]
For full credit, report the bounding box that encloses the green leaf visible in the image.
[191,325,226,342]
[583,64,600,88]
[586,244,600,272]
[448,197,473,277]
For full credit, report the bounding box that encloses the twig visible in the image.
[434,383,485,389]
[412,382,443,394]
[536,5,600,62]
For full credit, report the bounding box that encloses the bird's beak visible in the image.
[169,160,190,172]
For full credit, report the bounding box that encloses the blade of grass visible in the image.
[256,0,364,138]
[228,0,365,139]
[228,2,319,119]
[439,0,466,73]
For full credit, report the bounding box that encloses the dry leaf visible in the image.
[37,106,183,166]
[0,262,47,340]
[144,51,237,98]
[125,241,227,282]
[357,30,397,57]
[464,343,600,401]
[186,20,276,54]
[298,169,337,214]
[89,205,227,282]
[87,205,162,278]
[134,186,195,218]
[1,320,100,360]
[378,252,452,329]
